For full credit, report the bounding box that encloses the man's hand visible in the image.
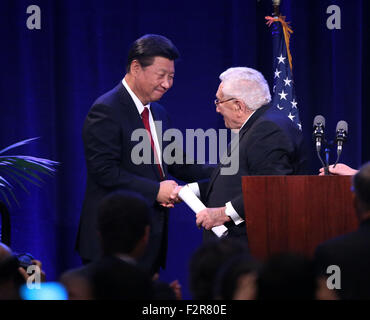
[319,163,358,176]
[169,279,182,300]
[170,185,183,204]
[157,180,178,208]
[196,207,230,230]
[18,259,46,282]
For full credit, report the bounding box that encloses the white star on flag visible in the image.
[288,112,295,121]
[278,90,288,100]
[283,77,292,86]
[277,54,286,64]
[291,99,298,108]
[274,69,282,78]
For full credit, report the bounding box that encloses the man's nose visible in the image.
[161,78,172,90]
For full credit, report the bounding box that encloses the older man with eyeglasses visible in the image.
[193,67,307,242]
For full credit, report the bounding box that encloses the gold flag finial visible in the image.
[273,0,281,17]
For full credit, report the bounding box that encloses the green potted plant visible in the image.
[0,137,59,207]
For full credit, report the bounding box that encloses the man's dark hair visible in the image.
[0,256,25,300]
[213,254,261,300]
[256,252,317,300]
[188,238,249,300]
[97,191,150,256]
[126,34,180,73]
[353,161,370,211]
[91,257,154,300]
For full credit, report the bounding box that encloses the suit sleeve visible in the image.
[83,103,160,204]
[230,120,296,215]
[168,163,214,183]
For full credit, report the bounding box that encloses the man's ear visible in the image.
[130,60,141,76]
[235,100,246,113]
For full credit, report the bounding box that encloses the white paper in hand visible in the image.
[178,185,228,238]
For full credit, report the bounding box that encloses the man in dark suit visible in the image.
[314,162,370,299]
[192,67,306,241]
[76,34,212,274]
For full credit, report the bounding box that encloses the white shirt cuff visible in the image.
[225,202,244,225]
[186,183,201,198]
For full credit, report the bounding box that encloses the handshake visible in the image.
[156,180,182,209]
[156,180,230,231]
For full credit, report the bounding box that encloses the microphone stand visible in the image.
[333,146,341,169]
[315,134,328,175]
[316,147,327,175]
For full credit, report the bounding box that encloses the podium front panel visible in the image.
[241,175,357,260]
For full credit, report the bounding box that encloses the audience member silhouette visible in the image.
[0,243,23,300]
[188,238,249,300]
[61,191,154,299]
[1,242,48,300]
[314,161,370,299]
[256,252,317,300]
[61,190,178,299]
[213,253,261,300]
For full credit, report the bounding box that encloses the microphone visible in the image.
[333,120,348,167]
[313,115,327,174]
[335,120,348,153]
[313,115,325,153]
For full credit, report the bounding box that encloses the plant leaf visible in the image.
[0,156,58,176]
[0,187,19,208]
[0,137,40,155]
[0,166,42,188]
[0,160,45,183]
[0,137,59,207]
[0,188,11,207]
[0,168,31,194]
[0,176,12,188]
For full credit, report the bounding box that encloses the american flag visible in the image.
[266,16,302,131]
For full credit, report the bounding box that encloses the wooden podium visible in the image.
[241,176,358,261]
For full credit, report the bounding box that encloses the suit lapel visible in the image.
[116,82,144,128]
[116,83,162,181]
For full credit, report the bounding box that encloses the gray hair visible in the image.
[219,67,271,111]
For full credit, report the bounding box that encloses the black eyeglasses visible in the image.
[214,97,236,105]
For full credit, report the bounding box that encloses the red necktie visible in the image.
[141,107,164,180]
